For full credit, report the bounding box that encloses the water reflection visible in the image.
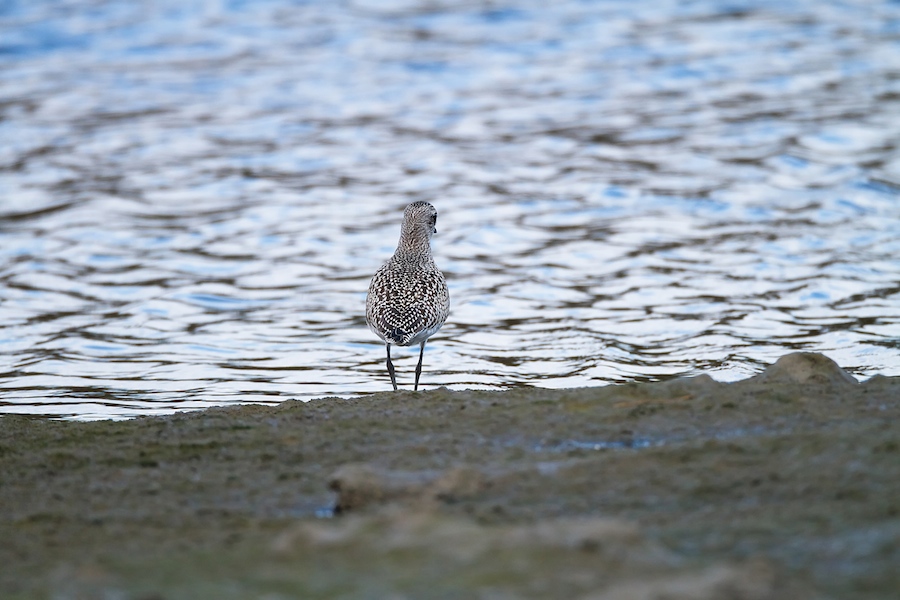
[0,0,898,418]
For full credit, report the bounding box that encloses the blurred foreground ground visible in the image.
[1,353,898,599]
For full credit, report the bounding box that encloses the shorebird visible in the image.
[366,202,450,391]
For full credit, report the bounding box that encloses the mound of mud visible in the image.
[1,353,897,599]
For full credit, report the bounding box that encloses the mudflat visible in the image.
[1,353,897,599]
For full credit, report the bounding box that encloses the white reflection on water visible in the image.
[0,0,898,418]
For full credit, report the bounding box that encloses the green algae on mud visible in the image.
[0,353,898,599]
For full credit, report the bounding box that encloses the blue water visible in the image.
[0,0,898,418]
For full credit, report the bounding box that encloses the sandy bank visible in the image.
[1,353,898,599]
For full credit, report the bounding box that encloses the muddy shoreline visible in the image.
[1,353,898,599]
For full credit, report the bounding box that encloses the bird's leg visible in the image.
[414,341,426,391]
[386,343,398,391]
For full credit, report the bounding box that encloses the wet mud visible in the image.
[1,353,898,599]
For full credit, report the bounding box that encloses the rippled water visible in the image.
[1,0,899,419]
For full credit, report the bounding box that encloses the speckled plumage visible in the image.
[366,202,450,391]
